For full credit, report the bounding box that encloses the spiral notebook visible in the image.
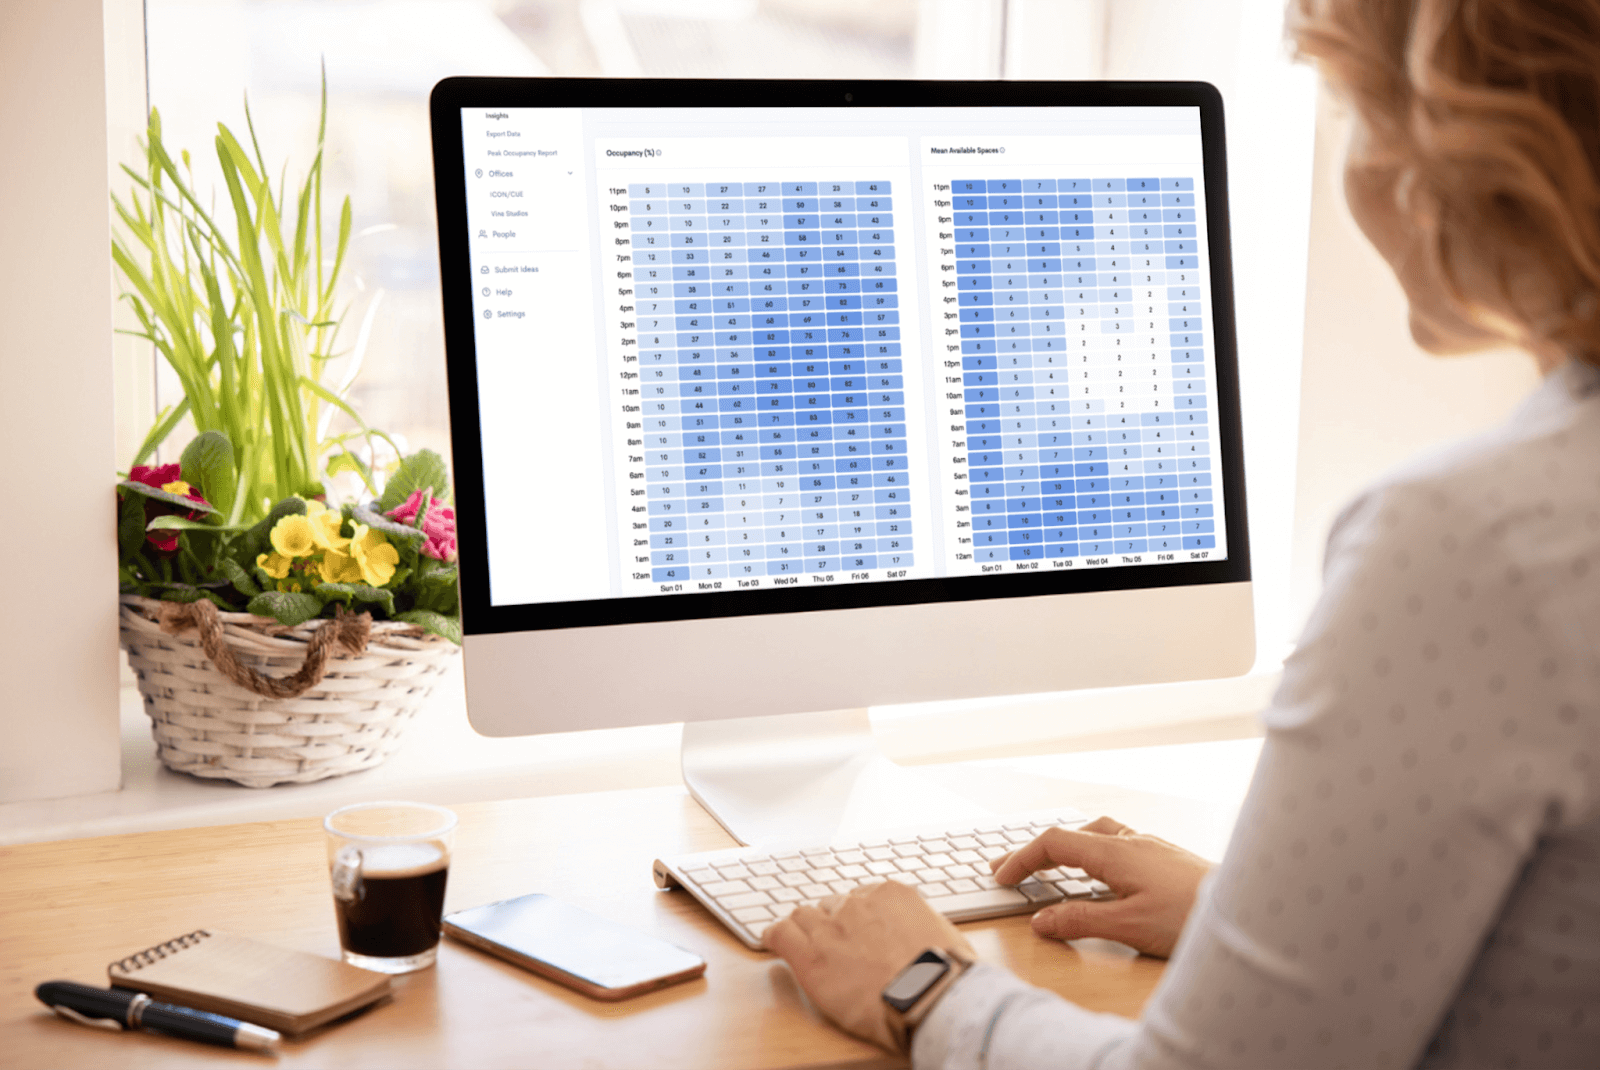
[107,930,391,1035]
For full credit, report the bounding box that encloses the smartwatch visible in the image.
[881,947,974,1052]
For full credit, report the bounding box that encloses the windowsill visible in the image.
[0,663,1274,848]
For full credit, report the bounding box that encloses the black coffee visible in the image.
[334,845,449,959]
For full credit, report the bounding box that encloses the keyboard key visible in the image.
[892,844,925,859]
[889,835,920,845]
[771,886,804,903]
[779,858,811,873]
[1087,879,1112,895]
[732,905,773,924]
[977,833,1008,848]
[894,858,925,873]
[919,867,949,883]
[801,847,832,857]
[809,867,841,884]
[920,881,952,898]
[923,853,956,869]
[1057,879,1093,898]
[719,890,774,910]
[865,846,897,861]
[716,864,752,881]
[829,879,858,895]
[1036,868,1064,881]
[867,860,899,876]
[951,849,984,865]
[937,887,1032,918]
[1003,821,1034,831]
[1003,829,1034,845]
[835,850,868,865]
[800,883,832,899]
[949,836,981,850]
[749,875,781,891]
[779,872,811,888]
[770,901,798,919]
[837,864,869,880]
[975,874,1001,890]
[1018,879,1063,905]
[945,863,979,881]
[1063,867,1087,879]
[946,877,979,894]
[748,860,781,877]
[685,868,716,884]
[704,879,752,897]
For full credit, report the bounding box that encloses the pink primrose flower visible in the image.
[125,464,209,555]
[387,490,458,562]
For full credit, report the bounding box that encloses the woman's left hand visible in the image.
[765,880,976,1053]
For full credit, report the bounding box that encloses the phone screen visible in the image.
[444,893,705,994]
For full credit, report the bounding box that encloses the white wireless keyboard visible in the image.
[653,807,1114,950]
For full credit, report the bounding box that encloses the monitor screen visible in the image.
[431,81,1247,635]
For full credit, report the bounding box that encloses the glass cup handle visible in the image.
[332,845,364,902]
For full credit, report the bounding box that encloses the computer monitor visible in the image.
[429,79,1253,846]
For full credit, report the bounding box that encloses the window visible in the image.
[131,0,1314,735]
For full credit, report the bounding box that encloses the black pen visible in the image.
[36,981,281,1053]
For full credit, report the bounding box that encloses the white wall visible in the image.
[0,0,122,803]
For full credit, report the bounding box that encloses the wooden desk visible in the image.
[1,784,1173,1069]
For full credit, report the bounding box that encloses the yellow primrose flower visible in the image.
[318,548,364,585]
[307,502,351,553]
[269,513,316,557]
[349,524,400,587]
[256,552,292,579]
[160,479,193,497]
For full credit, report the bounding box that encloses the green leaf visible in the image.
[394,609,461,644]
[377,449,450,512]
[147,515,249,532]
[351,505,426,544]
[326,450,371,481]
[118,480,219,514]
[129,397,191,469]
[415,564,459,614]
[119,490,149,559]
[217,555,260,597]
[159,585,203,604]
[179,430,237,519]
[313,582,395,616]
[246,590,324,627]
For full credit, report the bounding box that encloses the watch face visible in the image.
[882,952,951,1013]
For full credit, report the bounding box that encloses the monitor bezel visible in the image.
[429,78,1251,636]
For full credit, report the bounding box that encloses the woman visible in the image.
[766,1,1600,1066]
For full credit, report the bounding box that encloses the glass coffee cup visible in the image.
[324,801,457,974]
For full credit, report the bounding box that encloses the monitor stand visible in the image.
[680,708,994,847]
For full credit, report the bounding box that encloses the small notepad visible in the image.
[107,930,391,1035]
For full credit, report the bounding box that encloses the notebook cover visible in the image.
[107,929,390,1035]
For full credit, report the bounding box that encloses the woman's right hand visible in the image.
[990,816,1213,958]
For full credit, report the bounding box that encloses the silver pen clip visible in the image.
[51,1004,125,1033]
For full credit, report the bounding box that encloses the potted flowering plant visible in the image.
[113,90,462,788]
[118,438,461,640]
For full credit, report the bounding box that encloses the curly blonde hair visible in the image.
[1287,0,1600,364]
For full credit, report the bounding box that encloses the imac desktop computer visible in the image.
[428,80,1254,921]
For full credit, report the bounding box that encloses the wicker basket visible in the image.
[119,594,461,788]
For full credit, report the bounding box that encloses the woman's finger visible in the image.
[1029,897,1139,946]
[991,827,1120,885]
[1078,815,1133,836]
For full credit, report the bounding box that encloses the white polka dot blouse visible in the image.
[913,360,1600,1069]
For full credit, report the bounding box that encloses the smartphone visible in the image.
[442,893,706,1000]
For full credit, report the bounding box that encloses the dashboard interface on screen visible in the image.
[457,105,1226,607]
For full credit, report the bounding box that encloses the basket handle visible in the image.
[157,599,373,700]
